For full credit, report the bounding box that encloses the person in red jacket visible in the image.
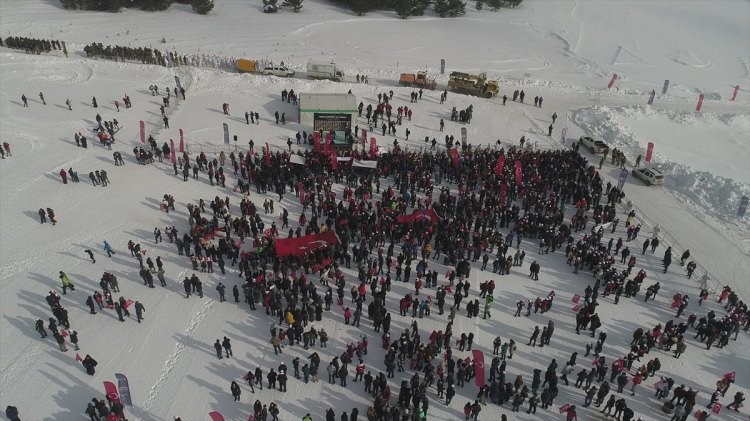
[630,373,642,395]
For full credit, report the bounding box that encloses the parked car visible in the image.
[632,166,665,186]
[263,65,295,77]
[579,136,610,154]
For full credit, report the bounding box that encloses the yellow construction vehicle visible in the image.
[447,72,499,98]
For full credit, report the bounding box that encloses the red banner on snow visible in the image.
[645,142,654,163]
[473,349,485,387]
[696,94,704,112]
[450,148,460,168]
[514,160,523,186]
[559,403,571,414]
[139,120,145,144]
[396,208,440,224]
[607,74,618,89]
[731,85,740,101]
[370,137,378,159]
[494,154,505,176]
[103,381,121,405]
[209,412,225,421]
[274,231,339,257]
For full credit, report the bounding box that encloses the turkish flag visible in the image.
[313,132,321,152]
[396,209,440,224]
[274,231,339,257]
[76,353,83,362]
[450,148,460,168]
[494,154,505,176]
[331,147,338,170]
[472,350,485,387]
[514,160,523,186]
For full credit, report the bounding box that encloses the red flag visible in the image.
[572,294,581,304]
[370,137,378,159]
[274,231,339,257]
[139,120,145,144]
[572,304,581,312]
[331,147,338,170]
[103,381,120,405]
[514,160,523,186]
[472,350,485,387]
[645,142,654,163]
[325,133,333,155]
[450,148,460,168]
[313,132,321,153]
[179,128,184,149]
[607,73,618,89]
[76,353,83,362]
[499,183,508,207]
[298,182,305,205]
[494,154,505,176]
[396,209,440,224]
[731,85,740,101]
[558,403,571,414]
[696,94,704,112]
[209,412,226,421]
[265,143,271,166]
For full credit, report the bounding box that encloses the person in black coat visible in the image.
[82,355,98,375]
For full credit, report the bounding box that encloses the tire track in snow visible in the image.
[142,297,214,410]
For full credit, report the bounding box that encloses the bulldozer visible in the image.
[447,72,499,98]
[398,70,437,90]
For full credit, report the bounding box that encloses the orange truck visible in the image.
[399,71,437,90]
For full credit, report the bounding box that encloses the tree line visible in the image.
[59,0,214,14]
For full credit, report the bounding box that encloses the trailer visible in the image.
[236,58,257,73]
[307,61,344,82]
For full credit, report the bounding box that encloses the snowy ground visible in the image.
[0,1,749,420]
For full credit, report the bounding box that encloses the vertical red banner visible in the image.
[514,160,523,186]
[370,137,378,159]
[139,121,145,144]
[331,147,338,170]
[265,143,271,165]
[298,184,306,205]
[472,350,485,387]
[696,94,704,112]
[494,154,505,176]
[313,132,321,153]
[499,183,508,207]
[731,85,740,101]
[361,129,367,147]
[169,139,176,164]
[645,142,654,163]
[607,73,618,89]
[325,133,333,155]
[450,148,460,168]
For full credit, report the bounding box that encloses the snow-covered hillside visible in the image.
[0,1,748,420]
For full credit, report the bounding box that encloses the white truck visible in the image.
[307,61,344,82]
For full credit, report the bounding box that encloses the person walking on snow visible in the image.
[59,271,75,294]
